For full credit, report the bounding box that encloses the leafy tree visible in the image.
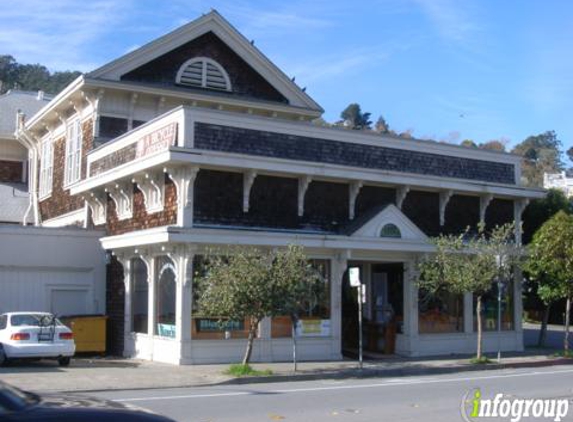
[339,103,372,130]
[0,54,80,95]
[270,246,325,371]
[374,115,390,134]
[525,211,573,353]
[197,246,324,365]
[416,224,521,359]
[479,140,506,152]
[512,131,564,187]
[461,139,478,148]
[567,146,573,165]
[522,188,572,244]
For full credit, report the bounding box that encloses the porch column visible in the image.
[403,261,419,338]
[139,254,156,339]
[331,252,348,359]
[171,248,194,363]
[116,256,133,349]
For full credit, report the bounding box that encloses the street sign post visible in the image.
[349,266,364,370]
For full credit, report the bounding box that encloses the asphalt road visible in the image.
[90,365,573,422]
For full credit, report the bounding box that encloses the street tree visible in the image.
[197,245,324,366]
[416,224,521,360]
[525,211,573,354]
[270,245,326,371]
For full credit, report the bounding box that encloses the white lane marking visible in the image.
[113,367,573,403]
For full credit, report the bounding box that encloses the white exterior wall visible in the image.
[0,225,106,316]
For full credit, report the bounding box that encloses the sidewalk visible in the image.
[1,350,571,394]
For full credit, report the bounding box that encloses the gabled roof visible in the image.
[0,90,51,138]
[349,204,428,241]
[88,10,322,112]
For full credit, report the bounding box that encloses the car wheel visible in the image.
[58,356,71,367]
[0,345,7,366]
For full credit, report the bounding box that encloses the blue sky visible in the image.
[1,0,571,162]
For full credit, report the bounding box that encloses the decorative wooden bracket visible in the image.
[348,181,363,220]
[84,191,107,226]
[133,172,164,214]
[514,198,530,245]
[396,185,410,210]
[479,194,493,224]
[106,182,133,221]
[166,245,196,287]
[297,175,312,217]
[165,166,199,226]
[243,170,257,213]
[439,190,454,226]
[128,93,138,130]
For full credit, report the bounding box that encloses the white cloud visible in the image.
[412,0,481,44]
[0,0,132,71]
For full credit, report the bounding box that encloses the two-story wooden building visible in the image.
[16,11,544,364]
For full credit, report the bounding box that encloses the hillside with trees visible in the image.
[0,55,80,95]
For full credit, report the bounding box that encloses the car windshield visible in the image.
[10,314,63,327]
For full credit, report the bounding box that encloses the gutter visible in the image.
[14,112,41,226]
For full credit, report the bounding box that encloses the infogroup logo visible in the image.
[461,389,570,422]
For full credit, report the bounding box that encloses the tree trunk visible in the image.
[476,295,483,360]
[242,317,258,365]
[538,303,551,348]
[564,297,571,354]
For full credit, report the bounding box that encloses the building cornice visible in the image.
[70,146,544,201]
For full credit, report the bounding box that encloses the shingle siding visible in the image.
[194,123,516,185]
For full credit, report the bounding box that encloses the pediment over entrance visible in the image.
[350,204,428,241]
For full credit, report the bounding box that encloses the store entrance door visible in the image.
[341,262,403,358]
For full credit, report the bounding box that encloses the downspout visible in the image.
[15,111,41,226]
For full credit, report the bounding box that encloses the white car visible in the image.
[0,312,75,366]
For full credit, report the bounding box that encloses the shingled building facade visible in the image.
[16,11,544,364]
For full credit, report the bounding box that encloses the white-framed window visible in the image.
[39,137,53,198]
[175,57,231,91]
[64,118,82,186]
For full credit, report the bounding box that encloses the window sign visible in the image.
[195,318,244,332]
[157,323,176,338]
[295,319,331,337]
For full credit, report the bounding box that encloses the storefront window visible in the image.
[156,256,176,338]
[474,279,514,331]
[419,289,464,333]
[271,259,331,338]
[191,255,251,340]
[131,258,148,334]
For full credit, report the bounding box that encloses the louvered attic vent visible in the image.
[175,57,231,91]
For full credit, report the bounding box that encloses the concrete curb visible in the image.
[220,357,573,386]
[60,357,573,394]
